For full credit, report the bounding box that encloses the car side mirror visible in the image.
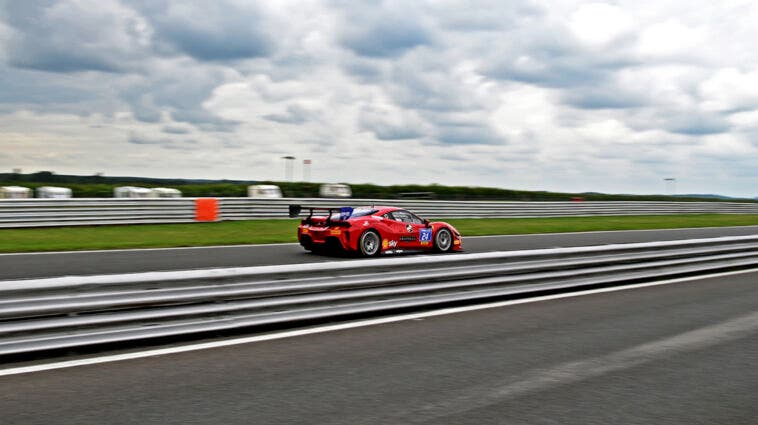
[423,219,431,227]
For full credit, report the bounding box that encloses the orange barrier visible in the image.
[195,198,218,221]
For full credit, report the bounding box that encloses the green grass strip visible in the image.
[1,214,758,253]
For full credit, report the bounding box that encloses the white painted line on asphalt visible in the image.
[1,267,756,377]
[3,225,757,256]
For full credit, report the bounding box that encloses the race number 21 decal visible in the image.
[419,228,432,242]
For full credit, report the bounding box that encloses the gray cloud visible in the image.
[435,123,504,145]
[162,125,192,134]
[361,119,424,141]
[128,134,170,145]
[171,109,239,132]
[263,105,316,125]
[562,88,647,110]
[2,1,758,197]
[0,67,98,105]
[341,22,431,58]
[667,118,731,136]
[483,46,632,90]
[132,1,273,61]
[342,59,388,83]
[1,0,151,73]
[369,126,423,141]
[625,109,732,136]
[337,3,433,58]
[128,133,198,150]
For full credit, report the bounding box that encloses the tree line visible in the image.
[0,171,750,202]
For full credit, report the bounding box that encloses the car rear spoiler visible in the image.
[289,205,354,223]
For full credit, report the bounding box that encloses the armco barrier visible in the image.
[1,197,758,228]
[1,235,758,356]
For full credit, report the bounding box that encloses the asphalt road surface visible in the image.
[2,270,757,424]
[3,226,758,280]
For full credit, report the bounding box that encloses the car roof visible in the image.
[354,206,402,215]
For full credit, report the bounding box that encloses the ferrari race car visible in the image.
[290,205,462,257]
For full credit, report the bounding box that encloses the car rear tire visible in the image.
[300,236,313,251]
[434,228,453,253]
[359,230,381,257]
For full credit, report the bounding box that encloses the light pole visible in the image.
[282,156,295,182]
[664,178,676,195]
[303,159,311,182]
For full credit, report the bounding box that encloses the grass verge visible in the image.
[1,214,758,253]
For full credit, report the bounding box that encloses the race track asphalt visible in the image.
[2,225,758,280]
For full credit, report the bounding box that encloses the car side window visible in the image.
[392,211,407,222]
[390,210,423,224]
[406,212,424,224]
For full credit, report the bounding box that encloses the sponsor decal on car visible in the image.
[454,239,461,245]
[339,207,353,221]
[399,236,416,242]
[329,229,342,236]
[406,224,413,233]
[383,239,399,248]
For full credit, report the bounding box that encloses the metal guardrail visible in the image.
[1,197,758,227]
[1,235,758,357]
[0,198,197,228]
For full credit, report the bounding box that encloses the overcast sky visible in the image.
[1,0,757,197]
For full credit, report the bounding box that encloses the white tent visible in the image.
[113,186,153,198]
[319,183,352,198]
[36,186,73,198]
[150,187,182,198]
[0,186,32,199]
[247,185,282,198]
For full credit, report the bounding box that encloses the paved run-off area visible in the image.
[1,269,757,424]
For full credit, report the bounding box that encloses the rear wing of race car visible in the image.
[289,204,354,225]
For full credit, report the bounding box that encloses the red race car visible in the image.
[289,205,462,256]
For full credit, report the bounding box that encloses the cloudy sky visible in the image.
[1,0,758,196]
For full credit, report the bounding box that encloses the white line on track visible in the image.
[1,267,756,377]
[2,225,758,256]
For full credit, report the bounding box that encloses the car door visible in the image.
[387,210,428,249]
[380,212,405,249]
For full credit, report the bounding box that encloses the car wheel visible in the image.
[359,230,381,257]
[434,228,453,252]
